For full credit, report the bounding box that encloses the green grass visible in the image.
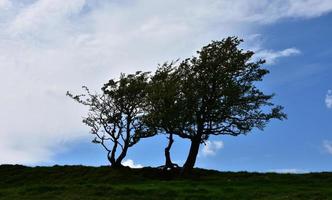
[0,165,331,200]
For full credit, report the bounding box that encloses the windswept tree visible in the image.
[171,37,287,175]
[67,36,286,174]
[144,62,182,169]
[67,71,154,168]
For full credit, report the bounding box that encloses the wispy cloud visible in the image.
[8,0,85,34]
[0,0,11,9]
[122,159,143,168]
[228,0,332,23]
[270,168,306,174]
[323,140,332,154]
[255,48,301,64]
[201,141,224,157]
[325,90,332,109]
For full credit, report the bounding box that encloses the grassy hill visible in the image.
[0,165,331,200]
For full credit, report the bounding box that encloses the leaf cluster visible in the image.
[145,37,286,143]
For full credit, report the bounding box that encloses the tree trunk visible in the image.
[111,162,123,169]
[108,141,118,165]
[107,151,116,166]
[114,145,128,168]
[164,133,175,168]
[181,136,201,176]
[114,117,131,167]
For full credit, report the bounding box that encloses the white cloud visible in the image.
[255,48,301,64]
[283,0,332,19]
[323,140,332,154]
[201,140,224,157]
[0,0,11,10]
[325,90,332,109]
[271,168,306,174]
[9,0,86,34]
[224,0,332,24]
[0,0,331,165]
[122,159,143,168]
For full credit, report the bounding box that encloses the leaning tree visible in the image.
[144,61,183,169]
[170,37,287,175]
[67,71,154,168]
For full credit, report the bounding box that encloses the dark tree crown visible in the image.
[170,37,286,141]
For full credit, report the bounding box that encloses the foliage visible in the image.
[139,37,287,174]
[177,37,286,139]
[67,71,154,168]
[144,61,183,169]
[145,61,183,134]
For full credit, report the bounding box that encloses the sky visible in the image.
[0,0,331,173]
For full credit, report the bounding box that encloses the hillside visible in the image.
[0,165,331,200]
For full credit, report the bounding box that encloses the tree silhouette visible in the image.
[144,61,182,169]
[67,71,154,168]
[68,36,286,175]
[172,37,287,175]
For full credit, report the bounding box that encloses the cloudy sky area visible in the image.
[0,0,331,172]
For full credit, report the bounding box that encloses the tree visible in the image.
[144,61,182,169]
[67,71,154,168]
[171,37,287,175]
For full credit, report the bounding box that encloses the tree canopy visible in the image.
[67,71,154,168]
[172,37,286,174]
[68,36,286,175]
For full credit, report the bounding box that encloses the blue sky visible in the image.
[0,0,332,173]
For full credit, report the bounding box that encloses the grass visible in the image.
[0,165,331,200]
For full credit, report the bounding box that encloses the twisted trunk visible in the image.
[114,145,128,167]
[107,152,116,166]
[108,141,117,165]
[114,117,131,167]
[164,133,175,168]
